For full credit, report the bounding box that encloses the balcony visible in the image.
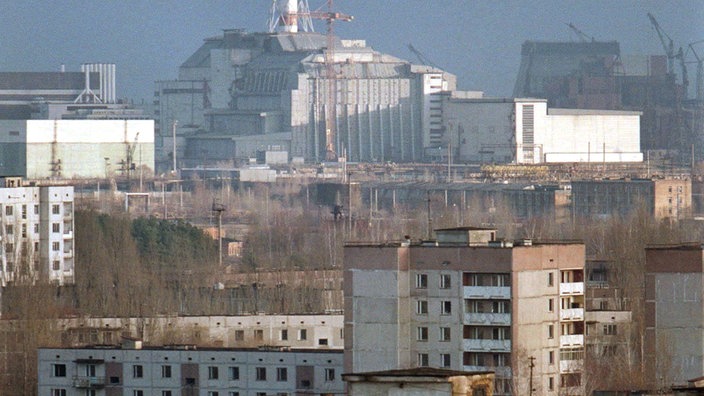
[560,282,584,295]
[72,376,105,389]
[560,359,583,373]
[464,312,511,326]
[559,308,584,321]
[63,249,73,258]
[63,230,73,239]
[560,334,584,347]
[463,339,511,352]
[464,286,511,299]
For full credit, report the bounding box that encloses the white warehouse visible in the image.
[0,120,154,179]
[442,96,642,164]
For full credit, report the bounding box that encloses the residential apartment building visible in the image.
[571,178,691,220]
[0,178,74,286]
[344,227,587,395]
[38,344,344,396]
[645,243,704,387]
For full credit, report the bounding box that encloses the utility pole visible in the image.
[426,190,433,240]
[529,355,536,396]
[172,120,178,174]
[212,200,226,267]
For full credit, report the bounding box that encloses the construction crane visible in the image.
[647,13,676,75]
[408,44,439,69]
[565,22,594,43]
[271,0,352,161]
[687,40,704,101]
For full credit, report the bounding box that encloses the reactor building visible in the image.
[155,1,456,170]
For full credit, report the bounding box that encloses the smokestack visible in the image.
[280,0,298,33]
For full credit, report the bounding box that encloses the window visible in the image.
[5,225,12,235]
[160,364,171,378]
[51,390,66,396]
[4,206,11,216]
[134,391,144,396]
[21,205,26,219]
[208,366,219,379]
[417,353,429,367]
[109,376,120,384]
[441,301,452,315]
[207,392,219,396]
[254,329,263,340]
[603,324,618,335]
[234,330,244,341]
[228,366,239,380]
[492,327,510,340]
[548,298,554,312]
[440,327,451,341]
[415,273,428,288]
[162,392,172,396]
[52,204,60,215]
[52,242,60,251]
[548,324,554,339]
[256,367,266,381]
[52,364,66,377]
[549,376,554,391]
[417,326,428,341]
[494,353,507,366]
[441,353,451,368]
[325,368,335,381]
[281,329,288,341]
[549,351,554,365]
[548,272,554,286]
[318,338,328,346]
[53,223,60,233]
[298,329,307,340]
[277,367,288,381]
[416,300,428,314]
[52,260,60,271]
[229,393,240,396]
[34,205,38,215]
[439,274,451,289]
[133,365,143,378]
[33,223,39,233]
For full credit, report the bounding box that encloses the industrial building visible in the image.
[154,1,457,169]
[0,63,156,180]
[0,119,153,179]
[344,227,589,395]
[513,39,704,163]
[0,178,74,286]
[38,344,344,396]
[571,178,691,220]
[440,96,642,164]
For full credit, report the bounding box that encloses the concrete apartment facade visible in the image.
[0,179,74,286]
[645,244,704,387]
[571,178,691,220]
[344,227,587,395]
[38,345,344,396]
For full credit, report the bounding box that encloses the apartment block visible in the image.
[38,344,343,396]
[344,227,587,395]
[645,243,704,386]
[0,178,74,286]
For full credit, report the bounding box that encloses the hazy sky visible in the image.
[2,1,702,101]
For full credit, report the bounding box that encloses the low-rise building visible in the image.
[343,367,495,395]
[571,178,691,220]
[38,344,344,396]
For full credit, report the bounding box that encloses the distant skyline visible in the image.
[2,1,702,101]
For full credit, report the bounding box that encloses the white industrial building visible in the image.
[0,119,154,179]
[441,96,643,164]
[0,178,74,286]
